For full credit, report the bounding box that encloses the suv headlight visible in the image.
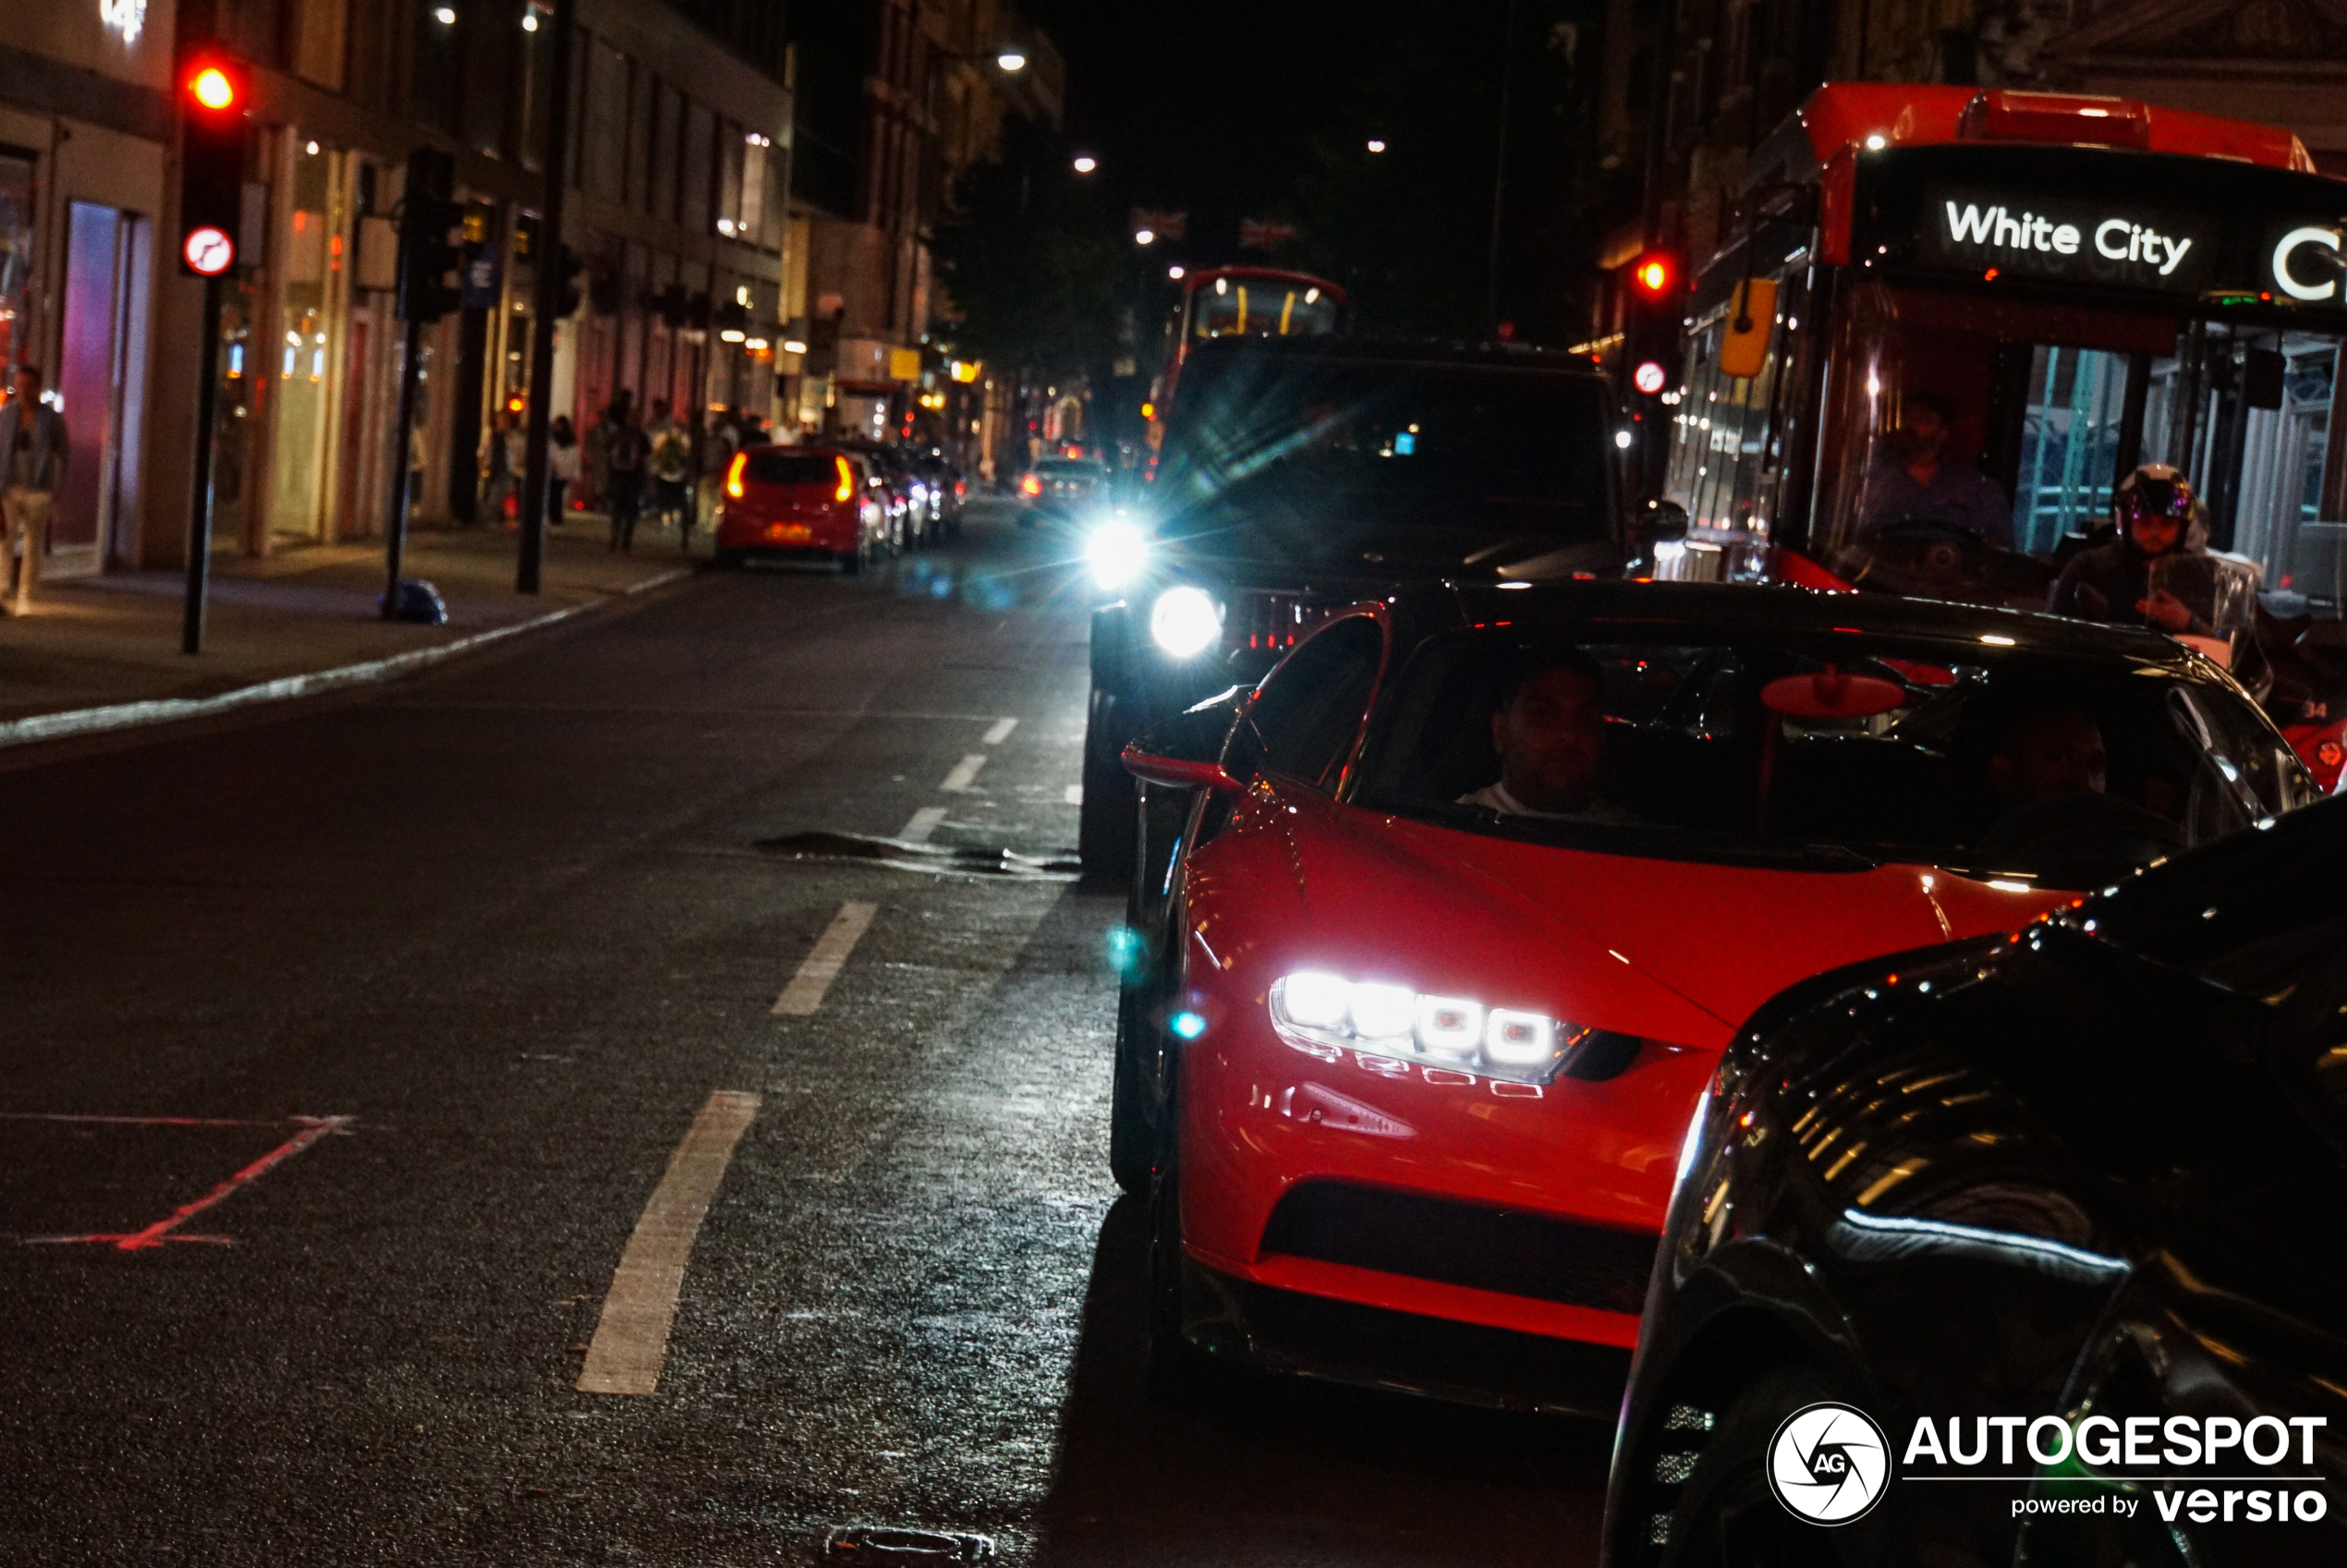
[1088,517,1149,590]
[1270,971,1590,1085]
[1149,586,1222,657]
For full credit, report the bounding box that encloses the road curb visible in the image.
[0,566,694,752]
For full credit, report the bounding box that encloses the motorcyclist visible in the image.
[2046,465,2213,634]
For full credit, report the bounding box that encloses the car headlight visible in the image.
[1149,586,1222,657]
[1087,517,1149,590]
[1270,971,1587,1085]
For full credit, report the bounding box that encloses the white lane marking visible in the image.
[982,716,1018,745]
[1064,784,1083,805]
[939,753,988,793]
[898,806,949,843]
[772,901,878,1016]
[577,1090,761,1396]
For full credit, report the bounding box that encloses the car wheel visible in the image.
[1078,691,1139,886]
[1108,987,1155,1195]
[1649,1367,1864,1568]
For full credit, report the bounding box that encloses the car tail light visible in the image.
[955,480,967,496]
[1020,474,1043,497]
[725,453,747,499]
[834,456,854,504]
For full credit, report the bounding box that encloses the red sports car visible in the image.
[713,444,889,571]
[1113,580,2318,1413]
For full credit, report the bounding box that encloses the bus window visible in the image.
[2013,345,2134,553]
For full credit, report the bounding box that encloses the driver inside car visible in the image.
[1970,691,2177,866]
[1857,393,2013,546]
[1458,649,1638,823]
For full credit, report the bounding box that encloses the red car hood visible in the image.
[1294,802,2067,1047]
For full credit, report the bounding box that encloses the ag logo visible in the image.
[1766,1402,1891,1525]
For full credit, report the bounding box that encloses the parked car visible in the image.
[712,445,890,572]
[1603,789,2347,1567]
[1114,577,2321,1417]
[838,443,926,550]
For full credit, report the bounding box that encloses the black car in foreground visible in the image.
[1078,334,1634,880]
[1603,792,2347,1567]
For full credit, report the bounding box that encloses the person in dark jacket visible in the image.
[2047,464,2211,635]
[604,399,650,553]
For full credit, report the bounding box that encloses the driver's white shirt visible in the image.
[1458,781,1637,825]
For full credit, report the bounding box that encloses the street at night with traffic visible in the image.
[7,2,2347,1565]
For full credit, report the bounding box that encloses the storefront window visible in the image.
[266,140,355,545]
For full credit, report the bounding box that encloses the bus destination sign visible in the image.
[1923,186,2216,291]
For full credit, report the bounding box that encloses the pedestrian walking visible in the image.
[605,398,650,553]
[548,415,579,528]
[649,398,691,540]
[0,365,67,616]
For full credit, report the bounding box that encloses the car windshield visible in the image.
[1354,624,2317,886]
[1157,357,1615,546]
[742,452,837,486]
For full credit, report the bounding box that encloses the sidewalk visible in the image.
[0,517,707,737]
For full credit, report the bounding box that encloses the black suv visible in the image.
[1078,335,1630,881]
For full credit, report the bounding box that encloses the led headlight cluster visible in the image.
[1269,971,1573,1085]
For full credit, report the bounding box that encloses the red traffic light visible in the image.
[188,65,239,113]
[1631,252,1676,298]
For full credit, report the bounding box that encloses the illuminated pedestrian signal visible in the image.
[177,57,250,277]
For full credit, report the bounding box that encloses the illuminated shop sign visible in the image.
[1923,187,2215,290]
[2266,222,2346,301]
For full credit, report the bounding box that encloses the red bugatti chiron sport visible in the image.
[1110,579,2319,1414]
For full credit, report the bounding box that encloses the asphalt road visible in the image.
[0,500,1609,1566]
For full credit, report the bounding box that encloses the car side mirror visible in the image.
[1121,688,1254,794]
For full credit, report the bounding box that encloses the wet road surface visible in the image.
[0,502,1609,1564]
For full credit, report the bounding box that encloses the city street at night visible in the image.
[14,0,2347,1562]
[0,506,1606,1565]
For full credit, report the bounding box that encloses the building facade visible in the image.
[0,0,796,578]
[0,0,177,577]
[785,0,1060,459]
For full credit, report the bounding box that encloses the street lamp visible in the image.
[1072,154,1098,175]
[1367,138,1388,153]
[1167,264,1186,280]
[1134,227,1155,246]
[996,49,1028,71]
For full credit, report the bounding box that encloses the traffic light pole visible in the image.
[383,312,424,620]
[517,0,578,595]
[182,272,224,655]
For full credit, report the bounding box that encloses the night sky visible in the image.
[1028,0,1377,264]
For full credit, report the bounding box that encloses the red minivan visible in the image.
[713,445,888,571]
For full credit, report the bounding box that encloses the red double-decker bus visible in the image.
[1646,83,2347,783]
[1149,267,1349,444]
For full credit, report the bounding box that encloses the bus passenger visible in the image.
[1858,393,2013,546]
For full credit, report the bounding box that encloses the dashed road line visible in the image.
[1064,784,1083,805]
[939,753,988,793]
[898,806,949,843]
[772,901,878,1016]
[981,716,1018,745]
[577,1090,761,1396]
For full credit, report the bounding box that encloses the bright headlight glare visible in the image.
[1149,586,1222,657]
[1348,983,1417,1041]
[1269,973,1572,1085]
[1087,517,1149,590]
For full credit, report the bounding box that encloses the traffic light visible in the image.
[397,149,464,323]
[1622,248,1684,403]
[553,244,585,318]
[178,56,250,277]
